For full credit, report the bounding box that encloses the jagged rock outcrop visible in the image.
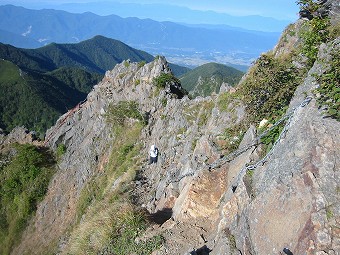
[299,0,337,20]
[13,56,182,254]
[0,126,40,146]
[13,52,247,254]
[212,38,340,255]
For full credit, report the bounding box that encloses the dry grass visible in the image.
[65,120,163,254]
[66,202,130,255]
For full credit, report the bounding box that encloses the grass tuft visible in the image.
[0,144,56,255]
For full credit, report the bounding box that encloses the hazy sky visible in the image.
[0,0,300,20]
[118,0,299,20]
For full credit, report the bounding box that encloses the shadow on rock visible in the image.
[147,208,173,225]
[190,245,212,255]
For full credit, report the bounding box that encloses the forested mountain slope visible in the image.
[0,36,178,136]
[180,62,244,97]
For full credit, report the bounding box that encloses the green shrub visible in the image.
[116,143,135,166]
[135,79,141,86]
[138,61,146,68]
[259,121,285,154]
[0,144,55,254]
[191,138,198,150]
[118,73,126,79]
[224,228,237,251]
[106,101,146,127]
[217,92,240,113]
[300,17,330,66]
[296,1,339,120]
[56,143,66,159]
[221,123,246,153]
[217,92,233,112]
[161,98,167,107]
[329,19,340,39]
[326,206,334,220]
[296,0,319,13]
[239,53,303,123]
[314,49,340,120]
[152,73,180,89]
[76,179,103,222]
[197,102,214,127]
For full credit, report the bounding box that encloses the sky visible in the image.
[0,0,300,21]
[117,0,299,20]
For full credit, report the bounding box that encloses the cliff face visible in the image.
[12,2,340,255]
[14,54,246,254]
[12,57,175,253]
[213,39,340,255]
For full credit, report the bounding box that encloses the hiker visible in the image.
[149,144,158,164]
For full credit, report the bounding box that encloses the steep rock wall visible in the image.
[158,39,340,255]
[13,57,176,254]
[14,54,245,254]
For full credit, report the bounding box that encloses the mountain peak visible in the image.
[180,62,244,97]
[45,55,184,148]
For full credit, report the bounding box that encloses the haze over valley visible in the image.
[0,1,298,69]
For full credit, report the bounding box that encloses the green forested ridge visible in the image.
[168,63,190,77]
[0,36,189,76]
[0,60,92,136]
[180,62,243,97]
[29,36,155,73]
[48,67,102,94]
[0,43,55,72]
[0,36,155,74]
[0,36,170,136]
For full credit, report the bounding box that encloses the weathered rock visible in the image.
[0,126,40,146]
[212,37,340,255]
[12,56,180,254]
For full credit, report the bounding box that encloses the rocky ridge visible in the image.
[11,2,340,254]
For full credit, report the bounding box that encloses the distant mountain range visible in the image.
[3,1,293,32]
[59,2,292,32]
[180,63,244,98]
[0,36,155,73]
[0,36,177,136]
[0,5,281,68]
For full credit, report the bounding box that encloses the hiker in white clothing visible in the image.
[149,144,158,164]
